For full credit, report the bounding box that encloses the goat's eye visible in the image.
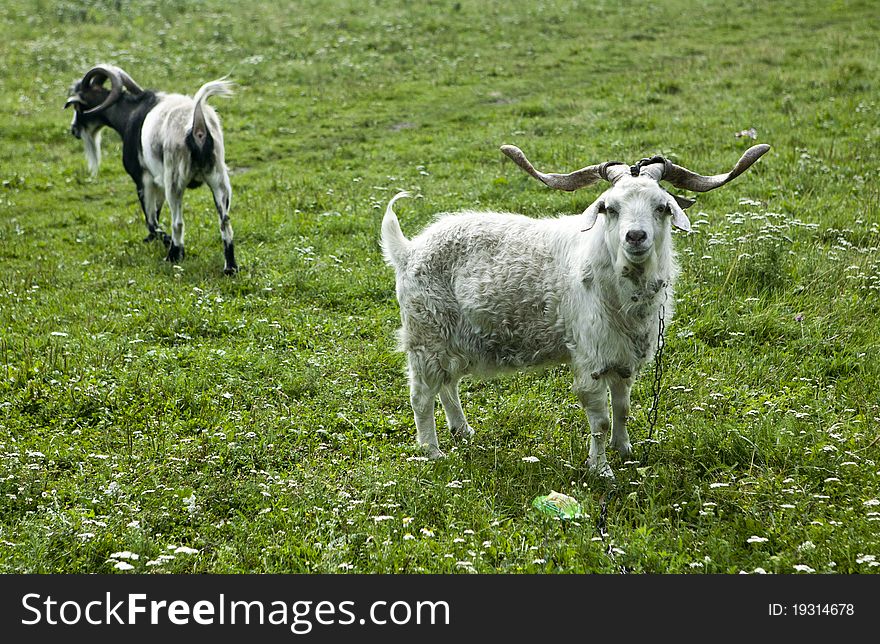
[655,204,668,214]
[605,206,619,217]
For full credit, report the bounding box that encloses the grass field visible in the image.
[0,0,878,574]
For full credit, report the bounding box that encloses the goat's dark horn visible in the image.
[661,144,771,192]
[81,65,124,115]
[501,145,625,190]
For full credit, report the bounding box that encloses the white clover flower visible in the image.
[110,551,139,560]
[855,554,876,564]
[793,564,815,573]
[372,515,395,522]
[113,561,134,571]
[753,568,768,574]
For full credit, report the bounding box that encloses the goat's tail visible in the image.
[381,191,413,268]
[188,78,234,155]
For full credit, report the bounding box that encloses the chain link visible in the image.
[642,289,667,464]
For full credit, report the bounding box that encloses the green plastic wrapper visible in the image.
[532,491,583,520]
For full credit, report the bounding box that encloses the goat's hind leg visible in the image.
[163,171,185,263]
[138,177,169,246]
[208,170,238,275]
[407,354,444,459]
[440,379,474,440]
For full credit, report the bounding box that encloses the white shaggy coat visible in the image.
[382,183,682,478]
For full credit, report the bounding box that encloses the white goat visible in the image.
[382,144,769,477]
[65,65,238,274]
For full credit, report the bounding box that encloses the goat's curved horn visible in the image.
[81,65,123,115]
[660,144,771,192]
[501,145,625,190]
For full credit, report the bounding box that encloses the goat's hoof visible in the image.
[422,444,446,460]
[165,245,185,263]
[450,423,475,440]
[588,459,615,479]
[143,232,158,243]
[224,264,239,276]
[161,233,172,248]
[611,439,633,457]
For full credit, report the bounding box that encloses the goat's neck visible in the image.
[96,99,147,138]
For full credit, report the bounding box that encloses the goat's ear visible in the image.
[666,195,692,232]
[672,194,696,210]
[582,198,605,231]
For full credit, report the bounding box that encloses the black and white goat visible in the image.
[65,65,238,274]
[382,143,769,477]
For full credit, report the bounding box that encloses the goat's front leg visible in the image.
[439,379,474,440]
[208,170,238,274]
[163,175,185,263]
[609,378,633,458]
[574,377,614,478]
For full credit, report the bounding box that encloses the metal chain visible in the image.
[642,289,667,464]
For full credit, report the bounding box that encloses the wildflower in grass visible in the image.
[446,480,463,488]
[709,483,729,489]
[521,456,539,463]
[780,504,796,509]
[482,541,492,548]
[453,538,466,544]
[174,546,199,555]
[753,568,768,574]
[183,493,197,514]
[793,564,815,573]
[113,561,134,571]
[463,529,475,535]
[798,541,815,552]
[456,561,475,571]
[823,477,840,483]
[747,536,768,544]
[76,532,95,540]
[864,499,880,507]
[420,528,435,538]
[688,562,704,568]
[532,558,546,565]
[110,551,139,560]
[372,515,394,522]
[402,517,414,526]
[856,554,877,566]
[338,563,353,570]
[403,534,415,541]
[127,520,140,529]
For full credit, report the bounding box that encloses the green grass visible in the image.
[0,0,878,574]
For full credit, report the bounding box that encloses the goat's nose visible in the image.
[626,229,648,244]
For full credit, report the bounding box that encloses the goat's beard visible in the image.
[82,128,102,176]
